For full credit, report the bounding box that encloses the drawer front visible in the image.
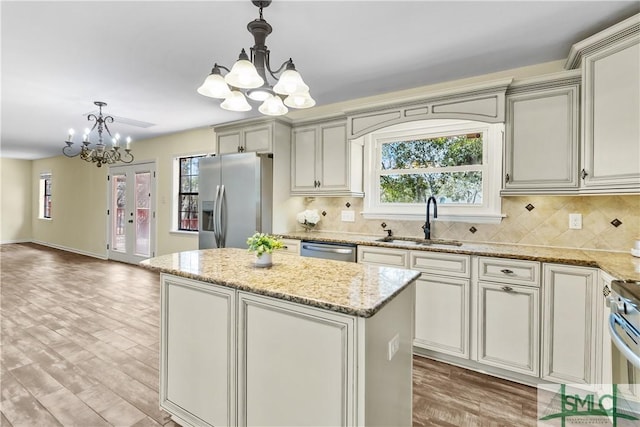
[409,251,470,278]
[478,257,540,286]
[357,246,408,268]
[280,239,300,256]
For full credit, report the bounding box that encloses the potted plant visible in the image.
[246,232,284,267]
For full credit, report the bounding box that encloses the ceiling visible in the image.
[2,1,638,160]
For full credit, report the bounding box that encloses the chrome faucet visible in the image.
[422,196,438,240]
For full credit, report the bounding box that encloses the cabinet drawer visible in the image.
[478,257,540,286]
[279,239,300,256]
[357,246,408,268]
[409,251,470,278]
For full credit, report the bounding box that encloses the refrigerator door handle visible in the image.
[219,185,226,248]
[214,185,222,247]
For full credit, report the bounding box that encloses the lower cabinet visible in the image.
[237,291,354,426]
[414,275,470,358]
[160,274,236,427]
[476,281,540,376]
[541,264,598,384]
[161,272,415,427]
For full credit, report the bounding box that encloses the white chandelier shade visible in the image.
[197,0,315,116]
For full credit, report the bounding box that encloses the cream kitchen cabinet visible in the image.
[291,119,364,197]
[566,14,640,192]
[160,274,236,427]
[475,257,541,377]
[410,251,471,358]
[503,71,581,194]
[541,264,598,385]
[215,120,290,155]
[357,245,408,268]
[279,238,300,255]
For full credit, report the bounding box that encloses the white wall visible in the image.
[1,158,32,243]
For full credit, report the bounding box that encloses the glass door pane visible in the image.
[111,174,126,252]
[135,172,151,256]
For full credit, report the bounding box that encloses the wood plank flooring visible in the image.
[1,243,538,426]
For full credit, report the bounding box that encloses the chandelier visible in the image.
[63,101,134,168]
[197,0,315,116]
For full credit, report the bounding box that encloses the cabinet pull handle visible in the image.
[581,169,588,180]
[505,173,510,183]
[501,286,513,292]
[313,180,318,188]
[500,269,514,275]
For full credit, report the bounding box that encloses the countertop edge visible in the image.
[140,260,421,318]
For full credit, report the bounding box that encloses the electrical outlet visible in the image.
[388,333,400,361]
[341,210,355,222]
[569,213,582,230]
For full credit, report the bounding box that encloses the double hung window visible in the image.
[364,120,503,223]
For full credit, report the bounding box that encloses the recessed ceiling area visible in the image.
[1,1,638,160]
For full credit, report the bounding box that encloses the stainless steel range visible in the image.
[608,280,640,392]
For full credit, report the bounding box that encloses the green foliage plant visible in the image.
[246,233,284,257]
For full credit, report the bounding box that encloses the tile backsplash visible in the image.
[294,195,640,252]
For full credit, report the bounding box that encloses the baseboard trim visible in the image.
[30,240,108,260]
[0,239,32,244]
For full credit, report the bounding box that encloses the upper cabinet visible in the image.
[502,71,581,194]
[567,14,640,193]
[291,119,364,197]
[503,14,640,195]
[216,120,291,155]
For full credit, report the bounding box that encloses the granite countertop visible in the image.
[140,248,420,318]
[280,231,640,282]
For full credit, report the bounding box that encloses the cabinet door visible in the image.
[218,131,241,154]
[161,275,236,427]
[357,246,409,268]
[504,86,579,191]
[477,281,540,376]
[243,125,272,153]
[414,275,470,358]
[237,292,354,427]
[291,126,317,192]
[318,122,349,191]
[582,37,640,190]
[542,264,597,384]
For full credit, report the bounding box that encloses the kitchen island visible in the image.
[141,248,420,427]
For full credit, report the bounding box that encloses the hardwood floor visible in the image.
[1,243,537,426]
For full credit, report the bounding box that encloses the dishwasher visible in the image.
[300,240,357,262]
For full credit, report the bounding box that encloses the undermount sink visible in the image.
[375,236,463,247]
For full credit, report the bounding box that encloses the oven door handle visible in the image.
[609,313,640,369]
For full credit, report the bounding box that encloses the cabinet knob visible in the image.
[505,173,510,183]
[500,269,514,275]
[581,169,588,180]
[317,180,321,187]
[501,286,514,292]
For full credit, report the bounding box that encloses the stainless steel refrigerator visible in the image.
[198,152,273,249]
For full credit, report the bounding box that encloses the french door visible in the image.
[108,162,156,264]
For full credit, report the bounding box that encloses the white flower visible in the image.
[297,209,321,225]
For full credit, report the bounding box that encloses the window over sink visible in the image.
[363,119,504,223]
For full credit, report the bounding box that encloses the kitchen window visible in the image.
[363,120,503,223]
[175,155,205,232]
[39,172,52,219]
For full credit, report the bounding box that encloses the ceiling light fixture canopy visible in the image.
[197,0,315,116]
[63,101,134,167]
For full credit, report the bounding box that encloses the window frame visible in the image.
[38,172,52,220]
[173,154,207,233]
[363,119,504,223]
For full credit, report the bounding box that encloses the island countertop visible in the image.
[140,248,420,318]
